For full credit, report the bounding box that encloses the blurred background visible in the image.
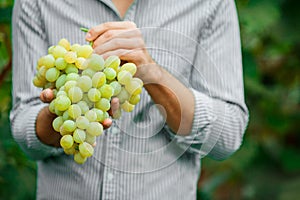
[0,0,299,199]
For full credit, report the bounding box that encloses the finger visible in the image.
[93,37,144,55]
[100,48,145,65]
[92,142,97,147]
[102,118,113,129]
[108,97,120,116]
[86,21,136,41]
[40,88,55,103]
[93,28,141,48]
[100,48,134,60]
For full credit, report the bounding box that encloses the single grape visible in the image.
[45,67,60,82]
[60,135,74,149]
[86,122,103,136]
[85,110,97,122]
[132,77,143,86]
[37,56,45,67]
[55,57,67,70]
[104,55,120,71]
[55,74,67,89]
[120,63,137,76]
[65,63,79,74]
[74,152,87,164]
[62,120,76,132]
[70,43,81,52]
[49,100,56,114]
[77,45,93,58]
[66,73,79,82]
[48,45,55,54]
[79,142,94,157]
[129,94,140,105]
[125,79,142,95]
[68,86,83,103]
[75,57,87,69]
[117,70,132,85]
[88,88,101,102]
[95,98,111,112]
[92,108,105,122]
[38,66,47,77]
[59,125,71,136]
[99,84,114,99]
[103,67,117,80]
[52,116,64,132]
[88,54,105,71]
[35,71,44,80]
[32,76,45,88]
[58,38,71,51]
[73,129,86,143]
[77,75,92,92]
[76,116,90,129]
[55,95,71,111]
[64,51,77,64]
[68,104,82,119]
[52,45,68,58]
[109,81,122,96]
[92,72,106,88]
[43,54,55,69]
[64,80,77,92]
[121,101,135,112]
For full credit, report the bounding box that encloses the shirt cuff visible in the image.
[165,89,217,156]
[12,104,63,160]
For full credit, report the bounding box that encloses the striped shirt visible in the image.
[10,0,249,199]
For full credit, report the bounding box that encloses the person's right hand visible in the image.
[36,89,119,147]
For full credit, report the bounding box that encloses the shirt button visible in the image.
[107,173,114,180]
[111,127,118,134]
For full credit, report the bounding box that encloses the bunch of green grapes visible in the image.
[33,38,143,164]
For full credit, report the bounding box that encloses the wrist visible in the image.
[136,61,162,85]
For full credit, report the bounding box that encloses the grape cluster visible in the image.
[33,38,143,164]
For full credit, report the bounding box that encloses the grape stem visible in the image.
[80,27,94,47]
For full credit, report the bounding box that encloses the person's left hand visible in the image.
[85,21,155,67]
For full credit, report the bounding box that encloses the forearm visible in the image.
[137,63,195,136]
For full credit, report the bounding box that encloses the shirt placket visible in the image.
[101,125,121,200]
[100,1,138,199]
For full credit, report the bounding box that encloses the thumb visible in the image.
[40,88,55,103]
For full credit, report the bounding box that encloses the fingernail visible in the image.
[86,33,91,39]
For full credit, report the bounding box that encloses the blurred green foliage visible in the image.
[198,0,300,199]
[0,0,299,199]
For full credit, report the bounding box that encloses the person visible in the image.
[10,0,249,199]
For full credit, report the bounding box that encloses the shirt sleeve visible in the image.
[165,0,249,160]
[10,0,63,160]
